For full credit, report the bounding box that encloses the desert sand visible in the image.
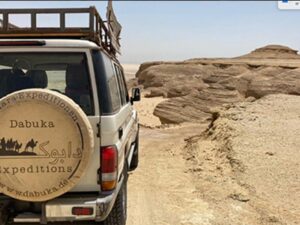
[133,92,164,128]
[126,45,300,225]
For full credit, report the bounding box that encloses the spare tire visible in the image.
[0,89,94,202]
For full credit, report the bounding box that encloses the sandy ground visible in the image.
[127,92,213,225]
[126,94,300,225]
[133,93,165,128]
[127,93,212,225]
[127,124,212,225]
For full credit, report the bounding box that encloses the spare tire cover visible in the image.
[0,89,94,202]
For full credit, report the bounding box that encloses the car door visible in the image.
[112,63,135,169]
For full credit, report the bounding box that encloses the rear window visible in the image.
[0,52,94,115]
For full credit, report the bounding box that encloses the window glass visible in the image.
[103,56,121,112]
[0,52,94,115]
[119,68,130,103]
[114,64,129,105]
[92,51,111,114]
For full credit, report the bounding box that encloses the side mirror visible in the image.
[130,87,141,104]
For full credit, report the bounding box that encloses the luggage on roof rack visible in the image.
[0,7,121,56]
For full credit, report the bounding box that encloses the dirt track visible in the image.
[127,125,212,225]
[127,93,215,225]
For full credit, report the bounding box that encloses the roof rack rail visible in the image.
[0,7,120,57]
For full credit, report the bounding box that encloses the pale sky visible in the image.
[1,1,300,64]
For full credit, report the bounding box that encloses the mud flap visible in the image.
[0,200,10,225]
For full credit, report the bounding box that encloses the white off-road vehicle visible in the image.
[0,5,140,225]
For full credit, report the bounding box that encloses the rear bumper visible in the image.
[44,191,117,223]
[12,176,123,224]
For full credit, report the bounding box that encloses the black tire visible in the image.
[129,131,139,171]
[103,170,128,225]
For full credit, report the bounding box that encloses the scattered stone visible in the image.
[265,152,275,156]
[228,193,250,202]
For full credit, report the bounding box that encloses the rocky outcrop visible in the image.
[246,68,300,98]
[138,64,209,98]
[240,45,300,59]
[136,45,300,124]
[154,85,243,124]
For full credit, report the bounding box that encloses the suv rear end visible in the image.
[0,6,140,225]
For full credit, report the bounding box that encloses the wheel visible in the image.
[129,131,139,171]
[103,169,128,225]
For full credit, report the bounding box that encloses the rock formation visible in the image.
[135,45,300,124]
[239,45,300,59]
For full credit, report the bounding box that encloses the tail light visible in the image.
[100,146,118,191]
[72,207,94,216]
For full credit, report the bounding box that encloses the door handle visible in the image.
[118,127,123,139]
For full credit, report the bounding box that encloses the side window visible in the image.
[120,69,130,103]
[103,56,121,112]
[113,64,128,105]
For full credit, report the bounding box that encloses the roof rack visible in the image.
[0,7,120,57]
